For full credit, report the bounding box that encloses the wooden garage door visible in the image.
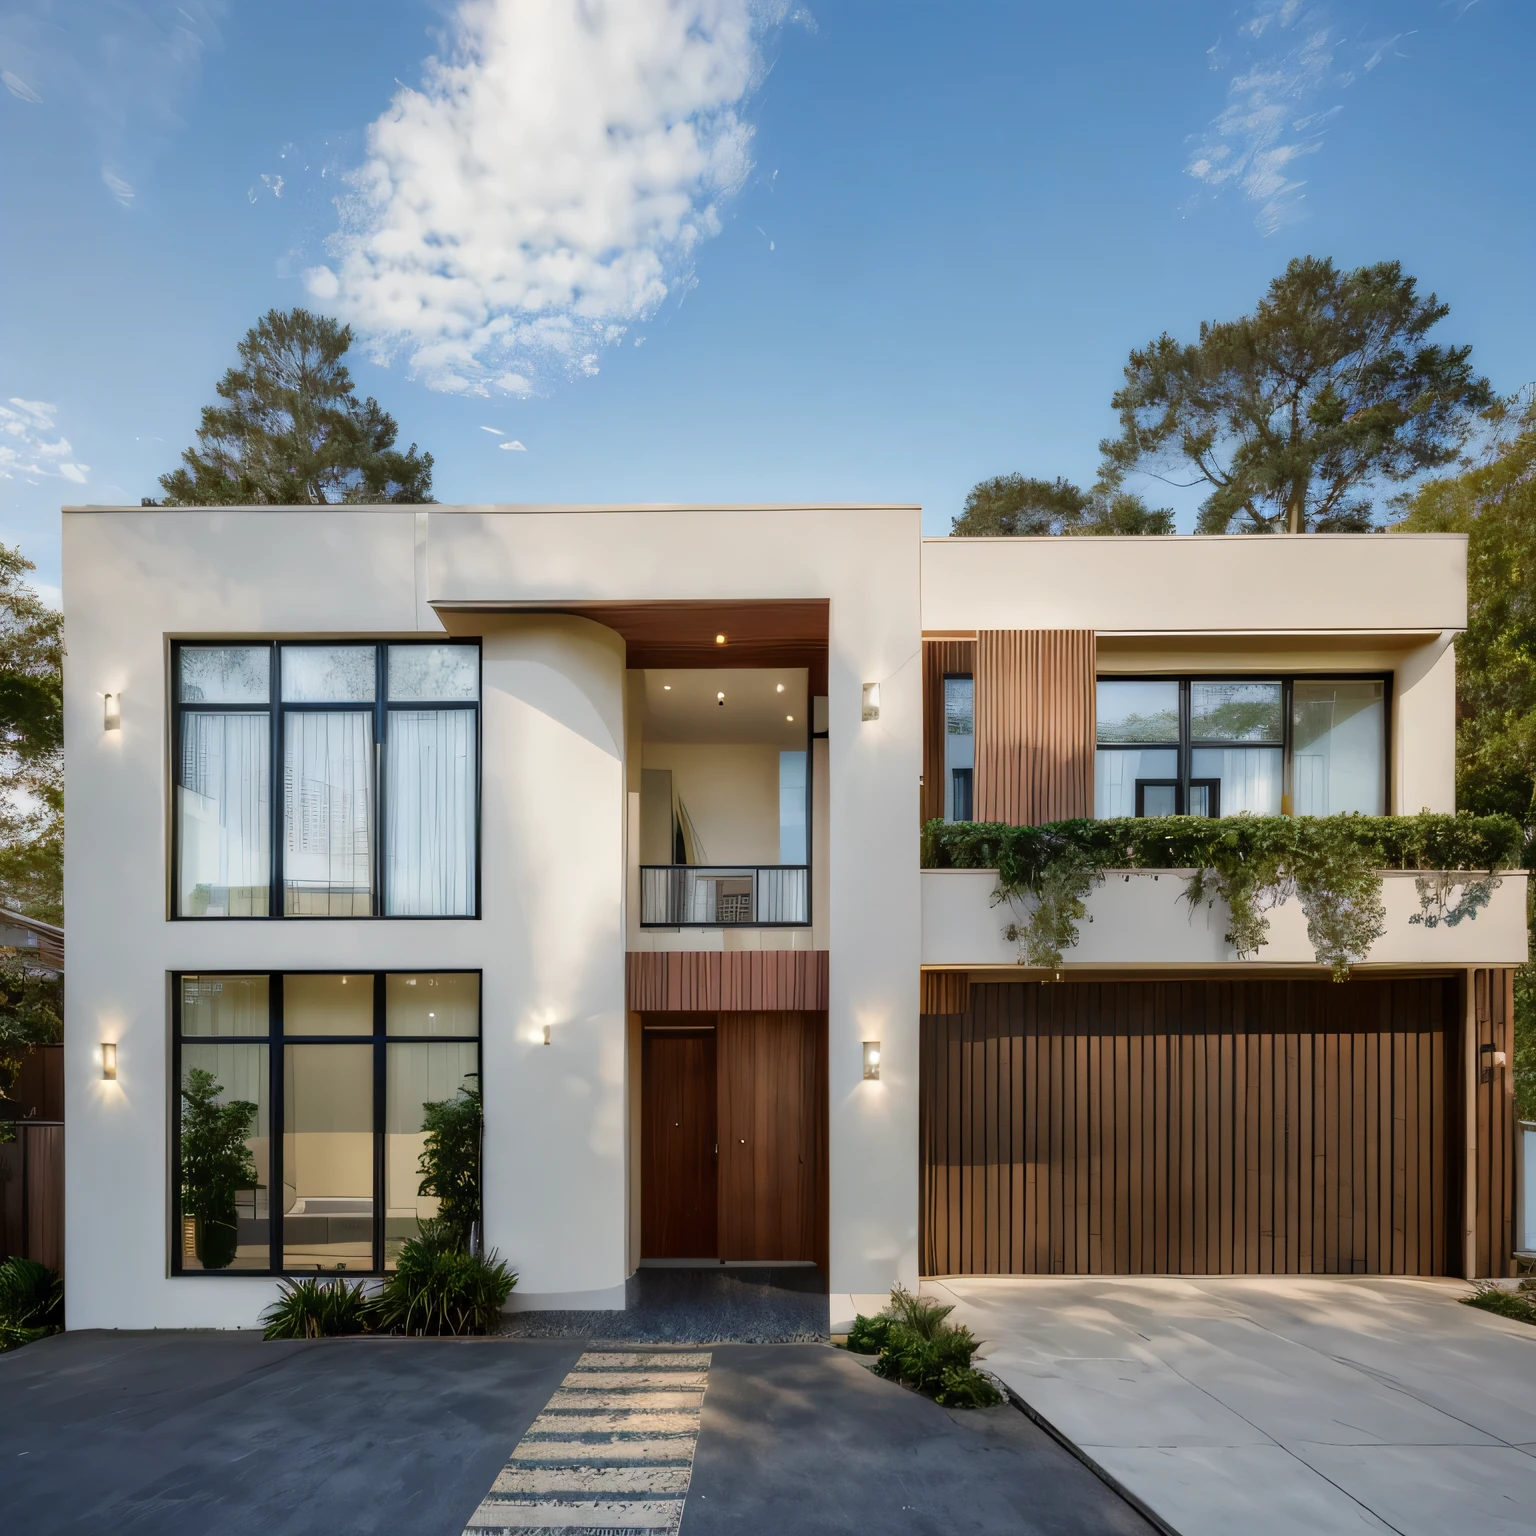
[920,979,1458,1277]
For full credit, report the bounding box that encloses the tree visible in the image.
[1100,257,1493,534]
[952,474,1173,536]
[1395,392,1536,1115]
[158,308,435,506]
[417,1076,482,1251]
[0,958,62,1129]
[0,546,62,926]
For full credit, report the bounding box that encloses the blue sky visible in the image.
[3,0,1533,597]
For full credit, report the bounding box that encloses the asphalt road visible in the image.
[0,1331,1153,1535]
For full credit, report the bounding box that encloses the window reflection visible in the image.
[1293,681,1385,815]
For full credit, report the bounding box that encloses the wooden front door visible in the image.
[641,1026,718,1259]
[717,1011,828,1264]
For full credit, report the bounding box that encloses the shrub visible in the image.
[371,1223,516,1337]
[850,1285,1003,1409]
[1461,1280,1536,1326]
[261,1277,374,1341]
[0,1256,62,1350]
[845,1312,892,1355]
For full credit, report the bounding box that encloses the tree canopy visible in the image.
[952,474,1173,537]
[1395,392,1536,1116]
[0,546,61,925]
[1100,256,1492,534]
[158,308,434,506]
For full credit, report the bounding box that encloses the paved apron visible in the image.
[463,1352,710,1535]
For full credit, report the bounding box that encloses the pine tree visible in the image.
[158,309,434,505]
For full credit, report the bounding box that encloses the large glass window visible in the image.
[943,675,975,822]
[173,642,479,918]
[1292,680,1386,816]
[173,971,481,1275]
[1096,675,1387,820]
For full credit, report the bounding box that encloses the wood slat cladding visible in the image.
[920,979,1458,1278]
[1473,968,1517,1278]
[627,950,829,1012]
[974,630,1095,825]
[717,1012,828,1266]
[921,639,977,825]
[920,970,971,1016]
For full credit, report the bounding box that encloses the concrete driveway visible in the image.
[929,1275,1536,1536]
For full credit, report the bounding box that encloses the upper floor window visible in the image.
[174,642,479,918]
[943,674,974,822]
[1095,676,1385,820]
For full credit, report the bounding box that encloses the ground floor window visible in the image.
[172,971,480,1275]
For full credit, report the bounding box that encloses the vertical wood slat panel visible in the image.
[1472,968,1517,1278]
[921,639,978,826]
[973,630,1095,826]
[920,978,1459,1278]
[627,950,829,1012]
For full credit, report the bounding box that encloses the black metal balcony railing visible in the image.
[640,865,810,927]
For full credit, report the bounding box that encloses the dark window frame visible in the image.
[1096,672,1392,819]
[169,968,483,1278]
[170,640,483,920]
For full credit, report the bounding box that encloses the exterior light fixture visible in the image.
[776,683,785,693]
[663,684,671,690]
[862,1041,881,1081]
[786,715,794,723]
[102,1042,117,1081]
[717,691,726,706]
[542,1024,551,1046]
[103,692,121,731]
[862,682,881,721]
[715,633,726,645]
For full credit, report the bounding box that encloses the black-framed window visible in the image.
[943,673,974,822]
[172,970,481,1276]
[1095,675,1388,820]
[173,641,480,918]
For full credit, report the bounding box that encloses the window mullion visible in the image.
[270,643,281,920]
[270,971,284,1275]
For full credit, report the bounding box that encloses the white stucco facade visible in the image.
[60,509,1504,1328]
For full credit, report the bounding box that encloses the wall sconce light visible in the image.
[715,633,727,646]
[102,1042,117,1081]
[103,692,121,731]
[717,691,726,706]
[542,1024,551,1046]
[863,1041,881,1081]
[862,682,880,721]
[1494,1050,1507,1067]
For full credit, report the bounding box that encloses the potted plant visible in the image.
[179,1067,258,1270]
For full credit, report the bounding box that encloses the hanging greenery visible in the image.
[922,813,1522,980]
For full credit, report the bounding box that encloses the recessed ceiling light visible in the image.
[715,633,726,645]
[776,683,785,693]
[717,691,726,705]
[786,715,794,722]
[663,684,671,690]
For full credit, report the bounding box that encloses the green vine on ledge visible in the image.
[921,813,1522,981]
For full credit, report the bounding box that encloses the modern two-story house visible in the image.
[60,506,1527,1330]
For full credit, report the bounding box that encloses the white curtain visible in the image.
[1191,746,1283,816]
[386,710,476,916]
[178,713,270,915]
[283,712,375,915]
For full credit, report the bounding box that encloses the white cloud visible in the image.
[1184,4,1413,235]
[0,0,227,206]
[479,425,503,434]
[0,399,89,486]
[308,0,791,395]
[498,440,527,451]
[2,69,42,103]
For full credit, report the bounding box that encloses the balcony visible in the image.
[921,867,1531,970]
[640,865,809,927]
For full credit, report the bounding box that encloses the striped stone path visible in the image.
[463,1352,711,1535]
